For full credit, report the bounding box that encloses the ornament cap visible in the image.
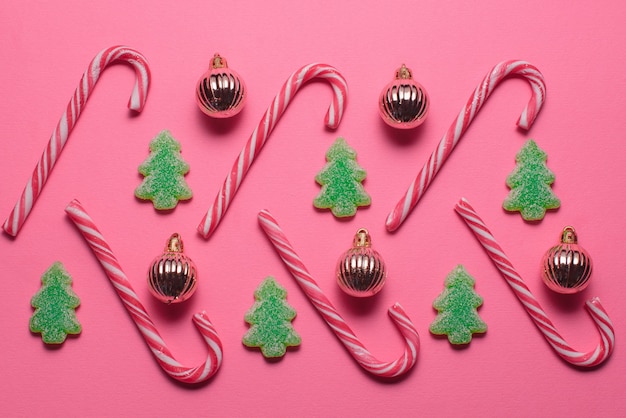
[560,226,578,244]
[395,64,413,80]
[210,53,227,69]
[352,228,372,248]
[165,233,184,253]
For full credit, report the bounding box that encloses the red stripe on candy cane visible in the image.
[65,199,222,384]
[258,209,419,378]
[197,64,348,239]
[4,46,151,237]
[455,198,614,367]
[386,60,546,232]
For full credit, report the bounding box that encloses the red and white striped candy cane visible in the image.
[198,63,347,239]
[455,198,614,367]
[386,60,546,232]
[4,46,151,237]
[65,199,223,384]
[258,209,419,378]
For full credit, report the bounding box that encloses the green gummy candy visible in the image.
[313,137,371,217]
[503,139,560,221]
[243,277,301,358]
[429,265,487,345]
[135,130,193,210]
[30,262,82,344]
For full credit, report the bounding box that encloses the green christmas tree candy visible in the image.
[429,265,487,345]
[135,130,193,210]
[30,262,82,344]
[503,139,560,221]
[313,137,371,217]
[243,277,301,358]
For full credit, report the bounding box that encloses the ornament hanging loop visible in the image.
[166,233,184,252]
[561,226,577,244]
[353,228,371,247]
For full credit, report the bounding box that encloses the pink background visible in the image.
[1,0,625,416]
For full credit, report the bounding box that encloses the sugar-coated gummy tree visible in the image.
[429,265,487,345]
[503,139,560,221]
[313,137,371,217]
[30,262,82,344]
[135,130,193,210]
[243,277,301,358]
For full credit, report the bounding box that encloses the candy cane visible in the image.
[455,198,614,367]
[65,199,222,384]
[4,46,151,237]
[386,60,546,232]
[198,64,347,239]
[258,209,419,378]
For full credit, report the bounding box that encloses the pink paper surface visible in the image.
[1,0,625,416]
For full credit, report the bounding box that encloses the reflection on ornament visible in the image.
[336,228,386,297]
[541,226,593,294]
[196,53,246,118]
[378,64,429,129]
[148,233,198,303]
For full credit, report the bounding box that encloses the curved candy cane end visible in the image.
[388,303,420,343]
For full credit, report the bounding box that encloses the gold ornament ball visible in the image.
[336,228,387,297]
[541,226,593,294]
[378,64,430,129]
[196,53,247,118]
[148,233,198,304]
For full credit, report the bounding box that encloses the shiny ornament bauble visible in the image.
[378,64,429,129]
[336,228,387,297]
[148,233,198,304]
[196,54,246,118]
[541,226,593,294]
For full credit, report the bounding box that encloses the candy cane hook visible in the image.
[65,200,223,384]
[386,60,546,232]
[455,198,614,367]
[258,210,419,378]
[4,46,151,237]
[198,63,347,239]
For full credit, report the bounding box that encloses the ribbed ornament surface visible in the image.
[380,82,429,127]
[337,247,386,297]
[542,244,592,294]
[196,70,246,117]
[148,253,197,303]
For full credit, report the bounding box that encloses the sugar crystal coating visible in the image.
[429,265,487,345]
[314,138,371,217]
[503,139,560,221]
[135,130,193,210]
[30,262,82,344]
[243,277,301,358]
